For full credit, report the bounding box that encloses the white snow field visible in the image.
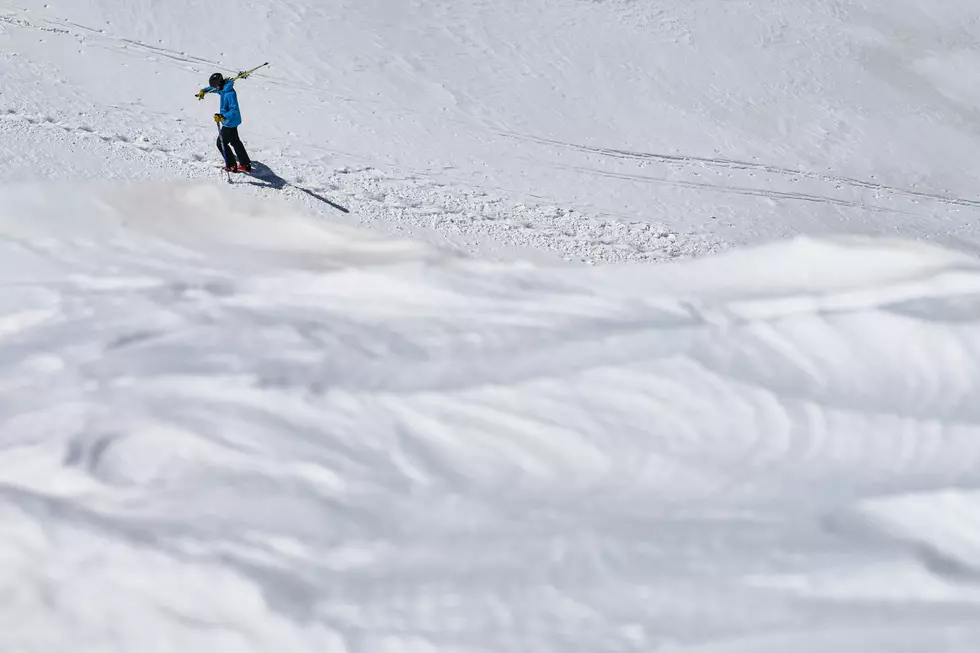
[3,183,980,652]
[4,0,980,651]
[3,0,980,261]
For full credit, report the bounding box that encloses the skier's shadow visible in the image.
[242,161,349,214]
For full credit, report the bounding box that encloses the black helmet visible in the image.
[209,72,224,88]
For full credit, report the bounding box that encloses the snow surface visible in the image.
[3,0,980,261]
[4,0,980,651]
[3,184,980,652]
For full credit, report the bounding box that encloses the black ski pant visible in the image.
[216,126,251,169]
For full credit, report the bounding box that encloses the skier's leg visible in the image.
[216,134,232,167]
[218,128,237,168]
[233,140,252,168]
[226,128,252,169]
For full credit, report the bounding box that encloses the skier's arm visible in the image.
[196,86,216,100]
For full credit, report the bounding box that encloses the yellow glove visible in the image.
[196,89,207,100]
[214,113,225,124]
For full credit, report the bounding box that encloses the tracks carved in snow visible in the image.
[506,131,980,212]
[0,108,171,152]
[0,12,69,35]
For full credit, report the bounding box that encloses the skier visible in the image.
[198,71,252,173]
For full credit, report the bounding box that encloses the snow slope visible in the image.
[2,0,980,260]
[3,183,980,651]
[5,0,980,650]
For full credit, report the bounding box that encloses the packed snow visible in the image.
[3,0,980,651]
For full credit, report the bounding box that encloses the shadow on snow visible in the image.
[238,161,350,214]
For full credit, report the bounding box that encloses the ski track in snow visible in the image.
[506,132,980,211]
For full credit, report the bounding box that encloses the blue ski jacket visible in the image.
[203,79,243,128]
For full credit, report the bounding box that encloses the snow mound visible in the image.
[2,183,980,652]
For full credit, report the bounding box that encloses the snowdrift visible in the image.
[2,183,980,652]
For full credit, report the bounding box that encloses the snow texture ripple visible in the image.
[2,184,980,652]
